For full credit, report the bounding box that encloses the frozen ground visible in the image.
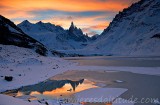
[0,44,159,105]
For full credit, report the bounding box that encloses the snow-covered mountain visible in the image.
[18,21,91,50]
[0,15,48,56]
[86,0,160,56]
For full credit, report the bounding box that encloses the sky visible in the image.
[0,0,140,36]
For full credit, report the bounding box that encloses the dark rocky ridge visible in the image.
[0,15,48,56]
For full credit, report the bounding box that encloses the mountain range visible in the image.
[17,21,91,51]
[0,0,160,56]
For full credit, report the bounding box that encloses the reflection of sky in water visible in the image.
[15,79,98,100]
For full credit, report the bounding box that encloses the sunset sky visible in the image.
[0,0,139,36]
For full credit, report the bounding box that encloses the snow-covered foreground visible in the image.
[0,45,159,105]
[0,45,76,92]
[0,45,80,105]
[0,93,135,105]
[0,94,45,105]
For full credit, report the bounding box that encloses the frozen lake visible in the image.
[64,56,160,67]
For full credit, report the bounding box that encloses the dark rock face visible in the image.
[4,76,13,81]
[0,15,48,56]
[151,33,160,39]
[67,22,89,42]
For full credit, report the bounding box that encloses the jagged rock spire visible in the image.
[71,21,74,28]
[69,21,75,31]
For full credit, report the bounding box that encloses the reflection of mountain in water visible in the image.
[70,79,84,91]
[18,79,84,94]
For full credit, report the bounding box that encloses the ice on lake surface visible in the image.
[65,56,160,67]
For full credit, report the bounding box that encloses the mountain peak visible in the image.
[67,21,89,42]
[21,20,31,24]
[36,21,43,24]
[0,15,5,20]
[71,21,74,26]
[18,20,32,30]
[70,21,75,29]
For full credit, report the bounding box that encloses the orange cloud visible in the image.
[82,22,109,36]
[41,15,107,29]
[0,0,130,13]
[90,22,110,30]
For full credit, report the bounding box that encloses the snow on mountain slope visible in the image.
[0,15,48,56]
[86,0,160,56]
[0,44,75,92]
[18,21,90,50]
